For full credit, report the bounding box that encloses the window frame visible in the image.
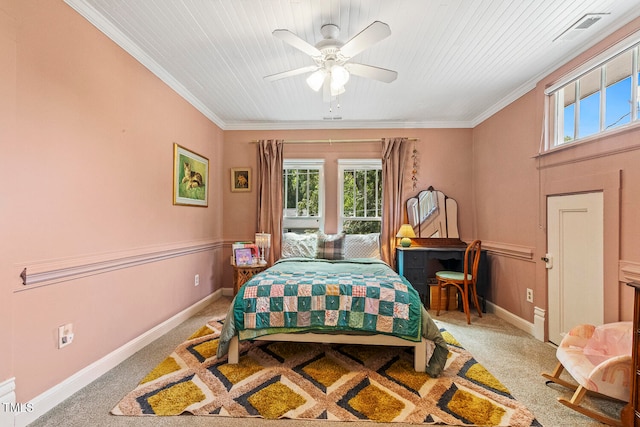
[337,159,383,233]
[545,31,640,152]
[282,159,325,232]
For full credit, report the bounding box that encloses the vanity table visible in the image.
[396,245,488,311]
[397,186,489,311]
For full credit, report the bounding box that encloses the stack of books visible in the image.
[231,241,259,265]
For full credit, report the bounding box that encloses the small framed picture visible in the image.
[231,168,251,192]
[234,248,253,266]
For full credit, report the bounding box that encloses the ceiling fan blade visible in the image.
[273,29,322,57]
[345,63,397,83]
[264,65,318,82]
[340,21,391,58]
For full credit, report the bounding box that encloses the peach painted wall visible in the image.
[472,91,540,320]
[472,17,640,326]
[0,0,17,388]
[2,1,224,402]
[222,128,473,286]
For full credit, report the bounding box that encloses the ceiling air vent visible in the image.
[553,13,609,42]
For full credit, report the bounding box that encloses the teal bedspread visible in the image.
[217,258,449,377]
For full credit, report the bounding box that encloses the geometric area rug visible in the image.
[112,317,541,426]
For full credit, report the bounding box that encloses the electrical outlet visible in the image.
[526,288,534,303]
[58,323,74,349]
[194,274,199,286]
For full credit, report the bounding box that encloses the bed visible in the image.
[216,233,449,377]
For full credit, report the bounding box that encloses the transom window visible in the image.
[282,159,324,232]
[338,159,383,234]
[547,35,640,149]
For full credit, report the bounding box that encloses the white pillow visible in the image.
[344,233,381,259]
[280,232,318,258]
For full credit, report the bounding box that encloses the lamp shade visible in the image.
[330,65,350,88]
[255,233,271,265]
[396,224,416,247]
[255,233,271,248]
[306,69,326,92]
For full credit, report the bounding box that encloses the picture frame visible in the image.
[173,143,209,207]
[234,248,253,266]
[231,167,251,192]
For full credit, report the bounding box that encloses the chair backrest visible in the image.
[463,240,482,284]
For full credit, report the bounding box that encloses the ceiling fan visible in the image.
[265,21,398,102]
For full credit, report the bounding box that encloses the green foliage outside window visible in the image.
[283,169,319,217]
[342,168,382,234]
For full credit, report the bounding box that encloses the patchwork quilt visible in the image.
[233,258,422,341]
[217,258,450,377]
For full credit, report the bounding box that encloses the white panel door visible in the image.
[547,192,604,345]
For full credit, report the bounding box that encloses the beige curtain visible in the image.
[257,139,284,265]
[381,137,409,267]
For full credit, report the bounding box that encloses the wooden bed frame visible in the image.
[227,333,429,372]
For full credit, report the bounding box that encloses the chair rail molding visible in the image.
[481,240,534,261]
[17,239,223,289]
[620,260,640,283]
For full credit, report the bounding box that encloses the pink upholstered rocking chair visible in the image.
[541,321,633,426]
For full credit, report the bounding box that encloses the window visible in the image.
[282,159,324,232]
[547,37,640,149]
[338,159,383,233]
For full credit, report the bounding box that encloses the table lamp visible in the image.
[396,224,416,247]
[255,232,271,265]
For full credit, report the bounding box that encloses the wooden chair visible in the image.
[541,322,632,426]
[434,239,482,324]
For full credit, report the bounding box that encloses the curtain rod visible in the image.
[250,138,418,144]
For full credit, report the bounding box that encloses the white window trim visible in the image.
[544,30,640,151]
[283,159,325,231]
[337,159,382,233]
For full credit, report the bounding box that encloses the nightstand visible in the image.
[232,264,268,295]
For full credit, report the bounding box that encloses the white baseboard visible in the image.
[0,377,16,427]
[221,287,234,297]
[14,290,222,427]
[486,300,536,337]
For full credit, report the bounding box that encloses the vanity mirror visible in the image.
[406,186,459,239]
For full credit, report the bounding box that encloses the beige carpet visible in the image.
[112,316,539,426]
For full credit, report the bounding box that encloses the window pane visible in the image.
[355,170,365,217]
[284,170,296,210]
[296,171,308,215]
[339,162,382,233]
[308,170,319,216]
[637,49,640,119]
[342,220,381,234]
[561,81,576,143]
[283,168,320,218]
[343,170,354,217]
[563,103,575,143]
[578,68,601,138]
[579,91,600,138]
[605,76,631,129]
[605,49,632,130]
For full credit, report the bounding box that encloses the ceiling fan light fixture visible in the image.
[306,69,326,91]
[330,65,350,89]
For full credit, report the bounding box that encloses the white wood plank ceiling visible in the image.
[64,0,640,130]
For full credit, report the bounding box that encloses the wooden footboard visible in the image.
[227,333,428,372]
